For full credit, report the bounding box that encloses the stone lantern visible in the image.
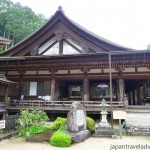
[98,99,110,128]
[94,99,114,137]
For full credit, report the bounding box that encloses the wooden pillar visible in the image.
[117,78,125,101]
[128,93,131,105]
[55,81,59,101]
[51,79,56,101]
[18,71,26,99]
[83,78,89,101]
[3,85,9,120]
[59,40,63,54]
[143,82,146,98]
[19,75,23,98]
[146,80,150,97]
[130,91,134,105]
[134,89,138,105]
[139,86,144,105]
[4,85,9,107]
[137,87,140,105]
[132,90,135,105]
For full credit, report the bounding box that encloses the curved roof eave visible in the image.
[0,8,134,56]
[58,11,134,51]
[0,10,60,56]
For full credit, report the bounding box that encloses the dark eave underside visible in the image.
[0,50,149,62]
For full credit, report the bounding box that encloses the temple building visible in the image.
[0,7,150,120]
[0,36,12,119]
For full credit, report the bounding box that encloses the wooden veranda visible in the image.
[6,100,125,114]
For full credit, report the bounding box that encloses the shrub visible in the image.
[86,117,96,131]
[50,131,72,147]
[50,117,67,130]
[17,109,49,137]
[18,129,26,137]
[43,125,52,131]
[27,125,44,135]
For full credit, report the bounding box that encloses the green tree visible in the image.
[17,109,49,137]
[0,0,47,50]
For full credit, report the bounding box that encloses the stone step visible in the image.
[94,128,115,138]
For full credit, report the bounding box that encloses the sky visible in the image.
[11,0,150,50]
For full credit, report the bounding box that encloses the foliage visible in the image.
[27,125,44,135]
[0,0,47,50]
[86,117,96,131]
[18,128,26,137]
[17,109,49,137]
[50,131,72,147]
[50,117,67,130]
[57,125,67,131]
[43,125,52,131]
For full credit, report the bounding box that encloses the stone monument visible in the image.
[66,101,90,142]
[94,99,114,137]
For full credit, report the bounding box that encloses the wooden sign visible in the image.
[113,111,126,119]
[0,120,5,129]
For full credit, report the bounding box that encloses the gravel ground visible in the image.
[0,136,150,150]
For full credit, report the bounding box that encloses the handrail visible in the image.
[7,100,125,110]
[9,100,124,103]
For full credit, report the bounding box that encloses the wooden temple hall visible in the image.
[0,7,150,118]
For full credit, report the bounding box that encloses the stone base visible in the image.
[98,122,111,128]
[127,127,150,136]
[66,130,90,143]
[26,130,55,143]
[94,127,114,137]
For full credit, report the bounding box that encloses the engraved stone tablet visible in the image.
[67,101,86,132]
[77,110,84,127]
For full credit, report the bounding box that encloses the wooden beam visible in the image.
[40,41,58,55]
[64,39,83,53]
[83,78,89,101]
[51,79,56,101]
[59,40,63,54]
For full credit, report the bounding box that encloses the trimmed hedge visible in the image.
[86,117,96,131]
[27,125,44,135]
[50,117,67,130]
[50,131,72,147]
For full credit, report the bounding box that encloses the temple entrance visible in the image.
[57,79,118,101]
[58,80,82,101]
[89,80,117,101]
